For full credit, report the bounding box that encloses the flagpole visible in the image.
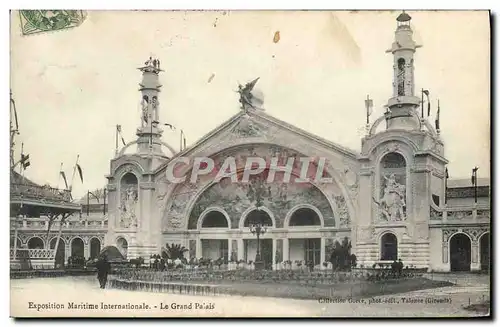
[421,88,424,119]
[444,167,448,205]
[57,162,63,189]
[14,154,26,261]
[115,125,119,156]
[103,188,107,216]
[179,129,184,152]
[70,154,79,192]
[19,143,24,175]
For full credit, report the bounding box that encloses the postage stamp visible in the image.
[19,10,87,35]
[9,10,491,318]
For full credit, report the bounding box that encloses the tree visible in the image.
[329,237,354,271]
[161,243,188,260]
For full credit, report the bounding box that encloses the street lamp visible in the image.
[246,174,271,270]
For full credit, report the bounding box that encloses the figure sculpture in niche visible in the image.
[120,186,138,228]
[373,173,406,221]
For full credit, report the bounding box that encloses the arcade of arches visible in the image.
[18,235,104,268]
[189,203,335,268]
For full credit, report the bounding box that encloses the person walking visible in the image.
[96,255,111,289]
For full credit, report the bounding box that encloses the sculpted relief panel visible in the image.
[159,144,353,230]
[188,177,335,229]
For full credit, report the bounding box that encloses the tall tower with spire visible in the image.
[385,11,422,131]
[136,56,167,157]
[355,12,448,271]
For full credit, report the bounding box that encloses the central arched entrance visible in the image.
[244,209,273,269]
[288,207,322,266]
[200,210,230,261]
[480,233,490,272]
[450,233,471,272]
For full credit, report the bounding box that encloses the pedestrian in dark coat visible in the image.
[96,255,111,289]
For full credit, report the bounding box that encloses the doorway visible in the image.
[450,233,471,272]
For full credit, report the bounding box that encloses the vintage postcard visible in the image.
[9,10,491,318]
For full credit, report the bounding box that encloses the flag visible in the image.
[76,164,84,183]
[121,135,126,146]
[435,101,440,131]
[427,101,431,117]
[445,167,449,179]
[183,136,187,150]
[60,171,69,189]
[20,154,30,169]
[165,123,176,131]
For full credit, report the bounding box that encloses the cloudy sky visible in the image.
[10,10,490,199]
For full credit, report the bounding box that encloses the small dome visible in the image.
[396,12,412,22]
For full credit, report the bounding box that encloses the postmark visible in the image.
[19,10,87,35]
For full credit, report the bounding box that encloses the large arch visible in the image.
[479,232,490,272]
[27,237,44,249]
[449,233,471,272]
[284,204,324,227]
[197,207,231,229]
[161,142,356,230]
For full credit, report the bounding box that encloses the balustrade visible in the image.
[9,218,108,230]
[430,205,490,222]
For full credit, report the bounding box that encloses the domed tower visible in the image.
[355,12,448,270]
[104,57,176,259]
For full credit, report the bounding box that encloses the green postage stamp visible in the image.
[19,10,87,35]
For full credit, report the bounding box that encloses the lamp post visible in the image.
[250,220,268,270]
[472,167,479,203]
[246,174,271,270]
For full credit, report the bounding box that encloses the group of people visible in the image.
[391,259,405,276]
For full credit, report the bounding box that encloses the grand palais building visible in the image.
[10,12,490,272]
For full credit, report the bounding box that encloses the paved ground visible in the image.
[10,274,490,317]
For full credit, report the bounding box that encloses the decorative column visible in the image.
[84,242,90,259]
[471,241,480,271]
[283,238,289,261]
[237,239,244,261]
[196,238,202,259]
[320,238,326,267]
[188,240,196,259]
[227,238,232,262]
[272,238,277,269]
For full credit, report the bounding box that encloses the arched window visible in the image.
[397,58,406,96]
[289,208,321,226]
[380,233,398,261]
[201,211,228,228]
[244,209,273,227]
[27,237,44,249]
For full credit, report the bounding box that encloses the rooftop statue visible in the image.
[237,77,260,111]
